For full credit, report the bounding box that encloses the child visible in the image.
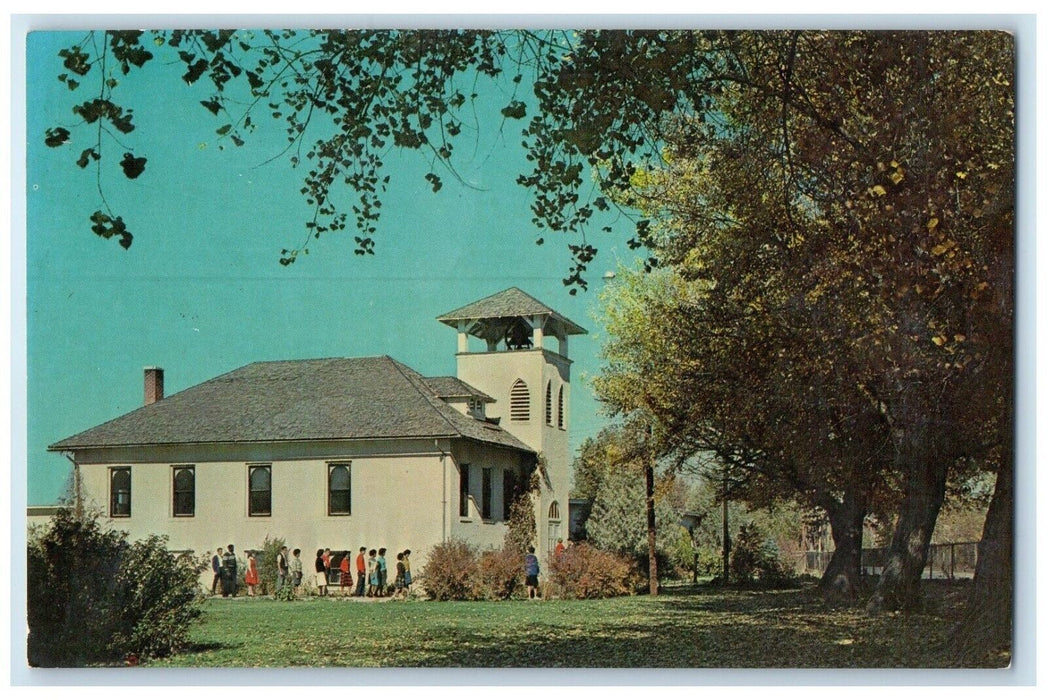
[244,550,259,597]
[339,552,352,595]
[376,548,388,597]
[366,549,378,597]
[290,548,304,596]
[315,548,328,596]
[393,552,407,599]
[403,549,412,593]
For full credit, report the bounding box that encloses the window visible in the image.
[459,463,470,518]
[173,465,195,517]
[481,467,492,520]
[510,379,530,421]
[248,465,271,516]
[557,387,565,429]
[109,467,131,517]
[545,381,553,425]
[328,463,352,515]
[503,469,516,520]
[548,501,562,549]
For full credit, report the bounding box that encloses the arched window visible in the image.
[110,467,131,518]
[557,386,565,429]
[173,466,195,517]
[545,381,553,425]
[510,379,530,421]
[548,501,561,521]
[328,463,352,515]
[248,465,271,516]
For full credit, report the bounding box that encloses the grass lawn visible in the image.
[146,580,1007,668]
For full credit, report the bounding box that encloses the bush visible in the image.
[420,539,483,601]
[479,547,522,600]
[110,535,203,658]
[729,523,797,588]
[547,543,640,599]
[27,509,204,666]
[255,536,286,596]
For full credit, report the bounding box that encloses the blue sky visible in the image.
[25,30,638,505]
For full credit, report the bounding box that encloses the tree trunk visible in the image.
[818,489,867,602]
[868,429,948,613]
[645,456,659,596]
[951,460,1012,665]
[721,469,730,585]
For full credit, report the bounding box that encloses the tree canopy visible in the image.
[589,30,1013,621]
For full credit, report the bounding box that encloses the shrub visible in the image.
[27,509,204,666]
[110,535,203,658]
[420,539,483,601]
[547,543,639,599]
[255,536,286,595]
[479,547,522,600]
[730,523,797,588]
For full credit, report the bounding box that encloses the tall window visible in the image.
[459,463,470,518]
[503,469,516,520]
[328,463,352,515]
[545,381,553,425]
[510,379,530,421]
[109,467,131,517]
[481,467,492,520]
[248,465,272,516]
[172,465,195,517]
[557,387,565,429]
[548,501,562,548]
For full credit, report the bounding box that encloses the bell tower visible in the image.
[437,288,587,557]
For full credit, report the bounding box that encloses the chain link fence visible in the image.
[802,541,980,579]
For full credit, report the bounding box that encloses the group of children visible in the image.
[351,547,414,599]
[273,545,412,599]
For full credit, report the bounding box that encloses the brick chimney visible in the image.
[144,367,164,405]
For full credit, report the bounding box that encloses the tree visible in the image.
[581,32,1012,618]
[43,28,1014,626]
[584,445,684,583]
[27,508,203,666]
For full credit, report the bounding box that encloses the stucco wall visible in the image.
[67,437,499,589]
[457,348,571,558]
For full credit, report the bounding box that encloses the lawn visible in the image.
[145,580,1007,668]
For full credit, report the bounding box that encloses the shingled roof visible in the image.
[437,287,587,336]
[422,376,494,402]
[49,356,533,454]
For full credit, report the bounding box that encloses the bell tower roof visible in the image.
[436,287,588,339]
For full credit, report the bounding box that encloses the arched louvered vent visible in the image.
[557,386,565,428]
[510,379,530,421]
[545,381,553,425]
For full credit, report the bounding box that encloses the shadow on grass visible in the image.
[180,640,242,655]
[406,582,980,669]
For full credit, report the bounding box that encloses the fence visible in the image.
[802,541,980,579]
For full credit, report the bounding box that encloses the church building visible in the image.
[45,288,586,584]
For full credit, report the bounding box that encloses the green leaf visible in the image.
[119,152,147,179]
[500,101,527,119]
[44,127,71,148]
[216,124,232,136]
